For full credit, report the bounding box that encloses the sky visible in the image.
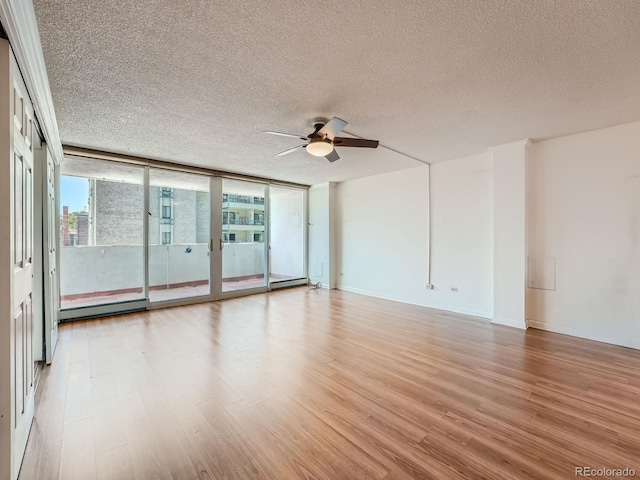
[60,176,89,213]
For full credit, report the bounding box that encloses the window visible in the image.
[162,206,171,218]
[162,232,171,244]
[161,187,173,198]
[228,233,236,243]
[59,158,145,310]
[253,233,264,242]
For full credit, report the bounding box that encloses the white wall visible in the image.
[429,153,494,317]
[492,141,529,328]
[308,183,336,288]
[336,159,494,316]
[336,166,431,304]
[332,121,640,349]
[527,121,640,348]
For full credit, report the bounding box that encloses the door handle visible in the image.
[219,239,224,250]
[208,239,213,251]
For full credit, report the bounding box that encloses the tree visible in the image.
[68,212,78,230]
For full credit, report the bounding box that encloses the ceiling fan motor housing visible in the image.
[312,117,328,130]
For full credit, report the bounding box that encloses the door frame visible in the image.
[32,136,61,364]
[147,172,218,309]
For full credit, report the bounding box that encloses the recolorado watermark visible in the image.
[575,466,636,477]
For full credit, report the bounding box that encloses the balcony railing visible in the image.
[223,218,264,226]
[223,194,265,205]
[59,243,267,298]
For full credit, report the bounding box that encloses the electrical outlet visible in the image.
[450,287,458,292]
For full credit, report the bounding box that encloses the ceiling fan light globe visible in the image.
[306,140,334,157]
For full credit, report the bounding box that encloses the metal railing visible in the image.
[223,218,264,226]
[222,194,265,205]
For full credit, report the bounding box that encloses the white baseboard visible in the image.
[424,302,492,320]
[492,316,528,330]
[336,285,492,320]
[527,319,640,350]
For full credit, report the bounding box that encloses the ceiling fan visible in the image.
[264,117,379,162]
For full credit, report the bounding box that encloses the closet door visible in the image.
[1,44,36,480]
[44,149,59,364]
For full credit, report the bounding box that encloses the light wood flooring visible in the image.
[19,288,640,479]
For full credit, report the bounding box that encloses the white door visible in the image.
[1,45,36,480]
[43,150,58,364]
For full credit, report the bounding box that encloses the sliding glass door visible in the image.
[268,186,306,288]
[220,179,268,294]
[148,169,211,303]
[58,155,308,318]
[59,157,145,311]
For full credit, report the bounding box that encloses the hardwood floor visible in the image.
[19,288,640,479]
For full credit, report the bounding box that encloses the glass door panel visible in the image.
[221,179,267,293]
[59,157,145,309]
[269,186,306,285]
[149,169,210,302]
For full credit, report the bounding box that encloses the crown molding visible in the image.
[0,0,63,164]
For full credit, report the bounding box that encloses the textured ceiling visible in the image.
[34,0,640,185]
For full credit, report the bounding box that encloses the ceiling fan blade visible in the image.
[264,130,308,140]
[325,149,340,162]
[318,117,347,139]
[276,145,305,156]
[333,137,379,148]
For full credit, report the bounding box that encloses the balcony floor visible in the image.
[61,275,300,309]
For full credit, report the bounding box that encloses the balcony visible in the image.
[60,243,301,308]
[223,218,265,226]
[222,194,265,205]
